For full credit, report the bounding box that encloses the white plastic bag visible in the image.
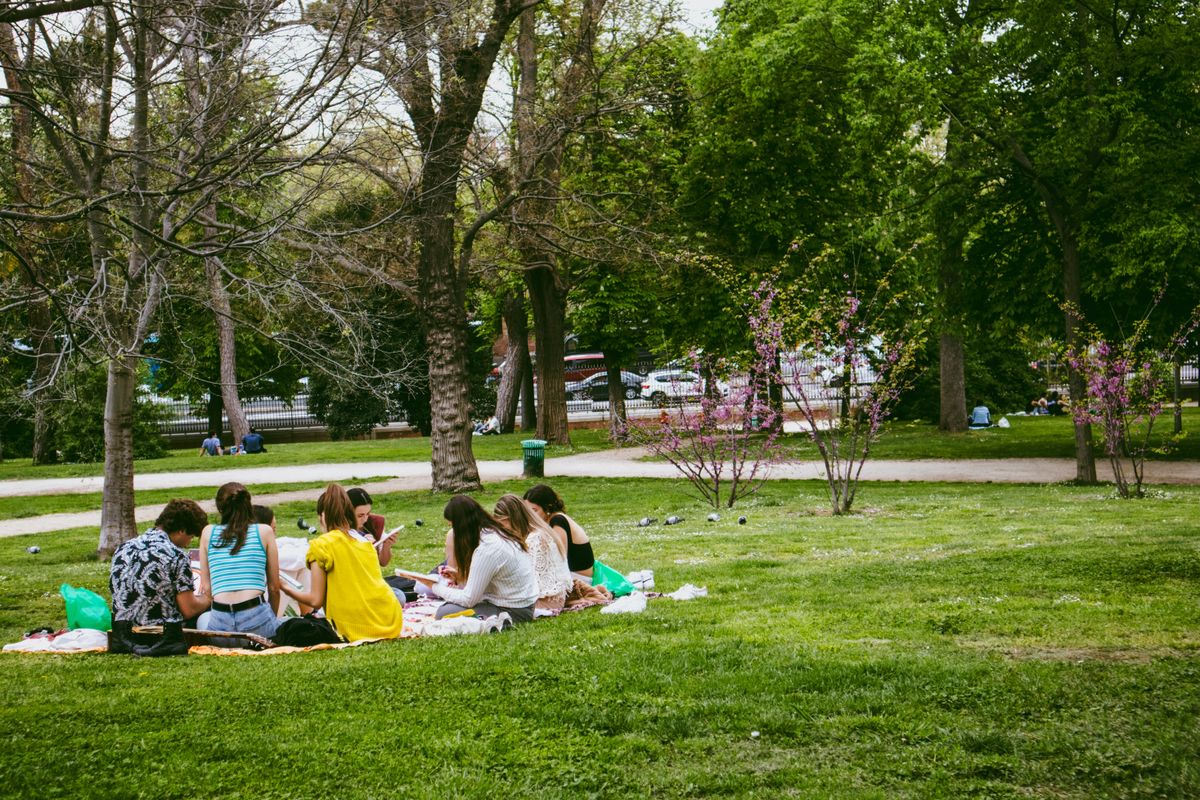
[601,591,647,614]
[997,416,1011,428]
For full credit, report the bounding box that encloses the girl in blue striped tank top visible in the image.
[198,482,281,638]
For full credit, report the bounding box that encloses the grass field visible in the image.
[857,408,1200,460]
[2,477,1197,798]
[0,481,345,521]
[0,428,617,482]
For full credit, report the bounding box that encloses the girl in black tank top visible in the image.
[550,513,595,573]
[524,484,595,576]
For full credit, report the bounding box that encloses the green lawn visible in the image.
[0,428,615,482]
[857,407,1200,460]
[0,481,342,521]
[2,478,1197,798]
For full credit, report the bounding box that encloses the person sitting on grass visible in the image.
[429,495,538,623]
[109,499,211,655]
[348,487,396,567]
[279,483,403,642]
[523,483,595,580]
[253,504,275,529]
[199,431,222,456]
[197,482,281,639]
[493,493,572,615]
[241,427,266,454]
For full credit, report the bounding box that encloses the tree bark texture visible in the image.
[525,262,571,444]
[934,170,968,434]
[394,0,524,489]
[98,5,162,554]
[494,288,529,434]
[98,357,137,557]
[204,207,249,444]
[604,361,628,441]
[510,0,606,445]
[519,351,537,431]
[419,162,480,492]
[939,334,968,430]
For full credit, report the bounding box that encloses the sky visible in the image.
[679,0,725,34]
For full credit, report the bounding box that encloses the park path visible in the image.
[3,449,1200,538]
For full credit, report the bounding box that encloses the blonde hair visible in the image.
[493,494,539,542]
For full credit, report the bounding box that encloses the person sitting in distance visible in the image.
[199,431,222,456]
[241,427,266,454]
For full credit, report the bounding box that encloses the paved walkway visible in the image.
[3,449,1200,538]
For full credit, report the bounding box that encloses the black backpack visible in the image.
[273,614,341,647]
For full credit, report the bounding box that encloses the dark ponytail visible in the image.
[214,482,254,555]
[523,484,564,514]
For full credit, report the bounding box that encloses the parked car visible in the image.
[566,371,643,402]
[563,353,607,382]
[640,370,727,403]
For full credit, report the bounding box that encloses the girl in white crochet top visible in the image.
[493,493,573,614]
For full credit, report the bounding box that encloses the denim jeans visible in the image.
[197,601,280,638]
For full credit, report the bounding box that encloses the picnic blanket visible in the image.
[4,575,705,656]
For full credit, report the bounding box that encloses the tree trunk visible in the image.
[1007,139,1096,482]
[98,5,160,556]
[935,221,968,432]
[520,350,537,431]
[419,164,480,492]
[204,209,249,444]
[494,288,529,434]
[525,263,571,444]
[604,360,627,441]
[207,390,224,435]
[1053,208,1097,483]
[98,357,137,557]
[939,335,968,431]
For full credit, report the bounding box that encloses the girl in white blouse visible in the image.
[431,495,538,623]
[493,494,573,614]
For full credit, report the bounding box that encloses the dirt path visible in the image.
[3,449,1199,538]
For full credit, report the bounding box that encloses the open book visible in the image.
[374,525,404,550]
[393,568,437,585]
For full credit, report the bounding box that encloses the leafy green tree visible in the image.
[898,0,1200,479]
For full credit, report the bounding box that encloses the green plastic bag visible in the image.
[60,584,112,631]
[591,559,635,598]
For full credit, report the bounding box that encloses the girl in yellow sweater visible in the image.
[280,483,403,642]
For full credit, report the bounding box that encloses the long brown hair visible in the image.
[317,483,356,536]
[444,495,524,583]
[214,482,253,555]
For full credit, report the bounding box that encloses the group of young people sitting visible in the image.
[107,479,603,651]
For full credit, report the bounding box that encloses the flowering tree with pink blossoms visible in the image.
[780,289,922,515]
[1067,339,1167,499]
[624,282,787,509]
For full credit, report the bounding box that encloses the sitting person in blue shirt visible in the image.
[241,428,266,454]
[199,432,222,456]
[968,405,992,429]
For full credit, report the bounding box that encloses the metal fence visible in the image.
[152,395,408,436]
[154,360,1197,436]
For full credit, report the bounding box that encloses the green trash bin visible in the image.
[521,439,547,478]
